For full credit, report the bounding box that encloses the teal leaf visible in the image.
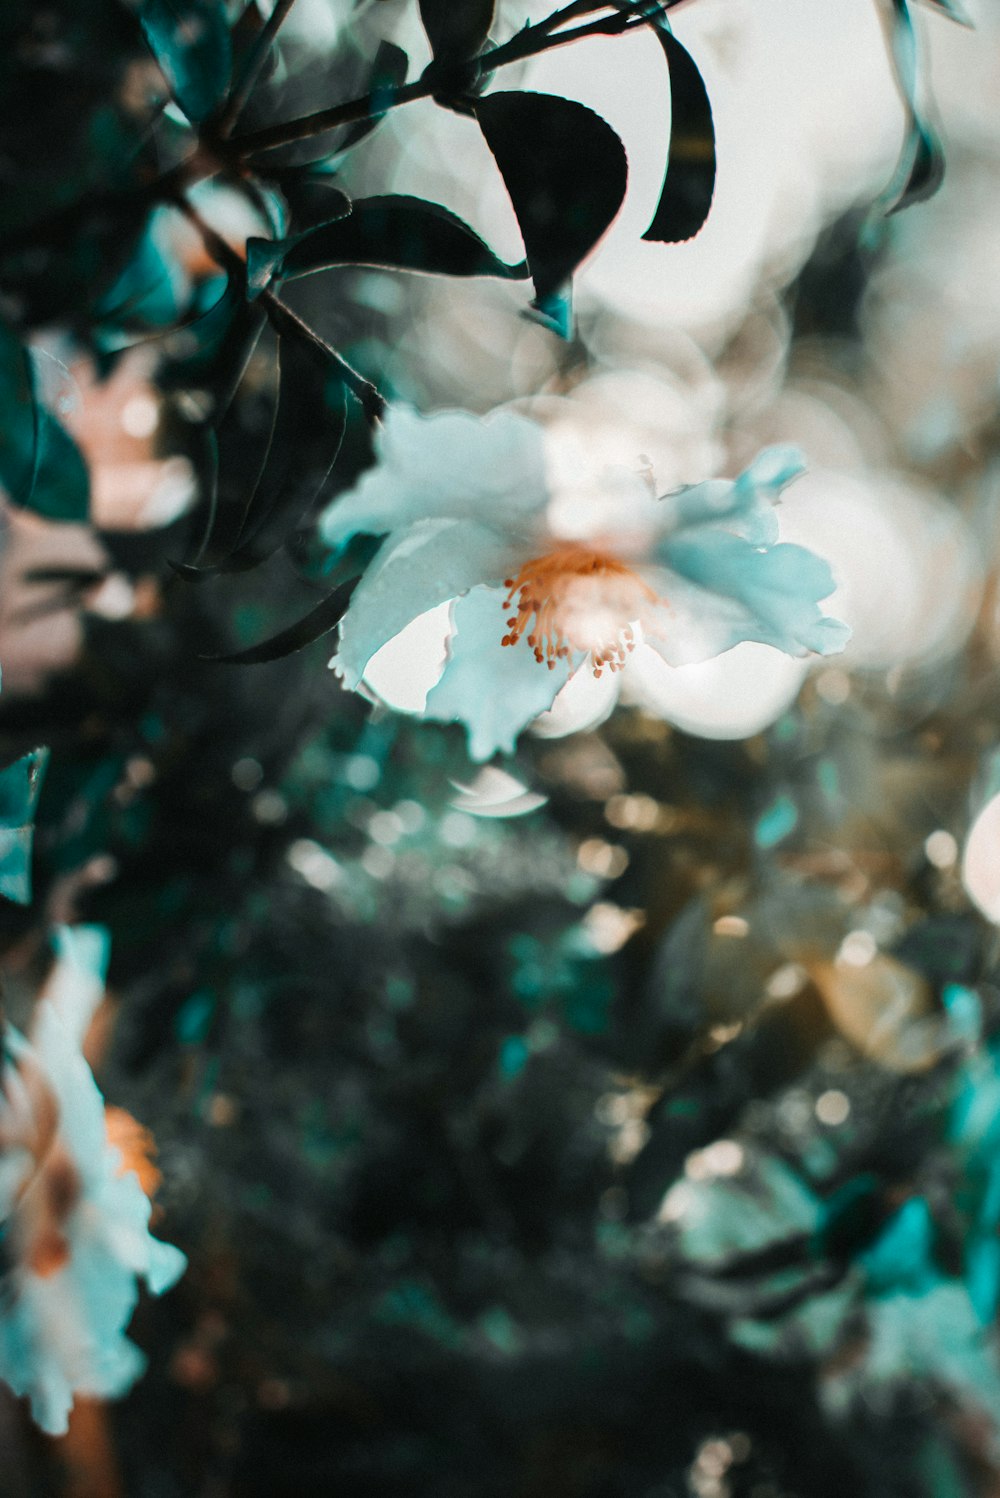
[139,0,233,124]
[754,794,798,850]
[0,325,89,522]
[245,196,527,299]
[201,577,357,664]
[0,747,49,906]
[642,27,716,242]
[335,41,409,155]
[93,207,188,331]
[475,91,628,336]
[857,1197,936,1293]
[419,0,494,61]
[882,0,945,212]
[919,0,972,22]
[966,1234,1000,1325]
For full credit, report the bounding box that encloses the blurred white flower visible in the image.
[0,927,185,1435]
[322,402,849,760]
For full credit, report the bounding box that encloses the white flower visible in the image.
[0,926,186,1435]
[322,402,850,761]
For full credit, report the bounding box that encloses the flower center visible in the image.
[501,544,658,678]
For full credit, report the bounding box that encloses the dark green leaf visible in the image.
[178,332,348,573]
[0,747,49,906]
[246,195,527,299]
[336,40,409,154]
[160,275,266,418]
[642,28,716,243]
[474,91,628,335]
[139,0,233,123]
[267,178,352,235]
[0,325,89,522]
[419,0,494,61]
[215,336,348,570]
[882,0,946,212]
[93,206,187,331]
[200,576,357,663]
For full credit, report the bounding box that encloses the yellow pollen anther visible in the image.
[500,544,658,675]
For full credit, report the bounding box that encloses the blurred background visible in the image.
[4,0,1000,1494]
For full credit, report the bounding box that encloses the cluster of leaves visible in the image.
[0,0,721,660]
[0,0,961,668]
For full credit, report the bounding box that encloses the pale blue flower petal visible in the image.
[424,587,571,761]
[334,518,517,691]
[654,530,851,661]
[47,924,111,1047]
[0,959,186,1435]
[320,405,548,551]
[659,447,806,547]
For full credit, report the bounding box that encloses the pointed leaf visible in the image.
[181,332,348,573]
[201,577,357,663]
[0,747,49,906]
[246,195,527,298]
[882,0,946,212]
[216,340,349,570]
[160,275,266,414]
[337,41,409,154]
[139,0,233,124]
[419,0,494,61]
[642,28,716,242]
[0,325,89,522]
[475,91,628,328]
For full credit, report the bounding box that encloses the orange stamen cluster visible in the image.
[501,544,657,678]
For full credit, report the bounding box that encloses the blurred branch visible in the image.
[231,1,677,157]
[218,0,301,137]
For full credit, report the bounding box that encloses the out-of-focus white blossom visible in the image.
[0,927,185,1435]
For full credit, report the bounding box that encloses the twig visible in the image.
[232,4,659,157]
[175,195,387,424]
[218,0,300,137]
[260,292,387,424]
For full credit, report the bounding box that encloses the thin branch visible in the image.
[175,195,387,425]
[232,7,652,157]
[218,0,300,137]
[260,291,387,424]
[232,77,430,157]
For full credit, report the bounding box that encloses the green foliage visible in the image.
[199,577,358,662]
[642,27,716,243]
[0,324,89,521]
[883,0,946,212]
[335,40,409,154]
[419,0,495,65]
[246,195,527,298]
[0,747,48,905]
[138,0,232,123]
[475,91,629,337]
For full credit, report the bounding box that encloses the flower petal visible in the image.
[657,446,806,547]
[423,586,570,761]
[623,640,807,739]
[333,518,515,691]
[532,659,620,739]
[647,531,851,664]
[320,405,549,550]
